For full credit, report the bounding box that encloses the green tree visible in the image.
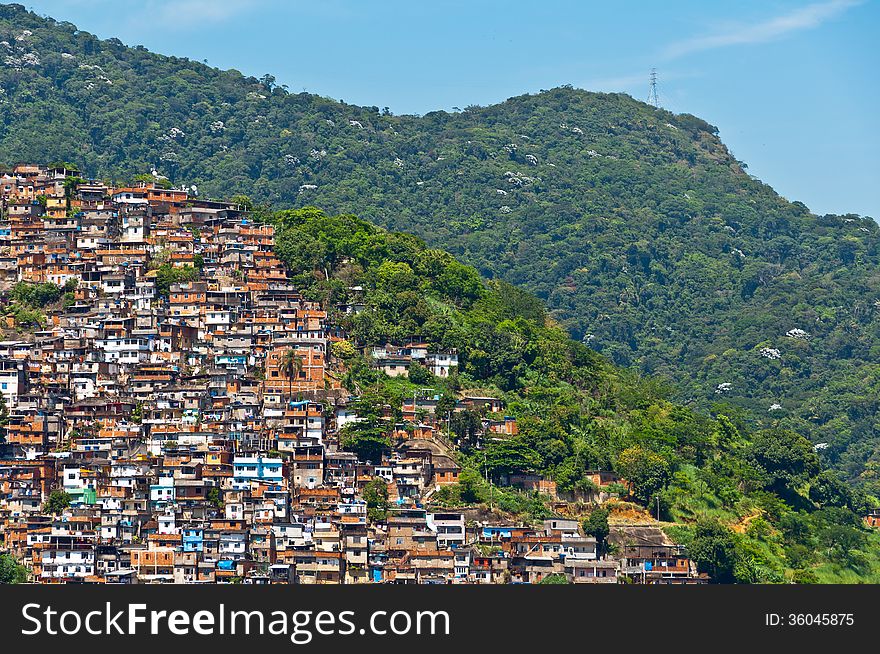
[809,470,859,511]
[482,438,541,481]
[457,468,486,504]
[449,409,483,451]
[813,508,869,570]
[130,402,143,424]
[686,518,741,584]
[280,348,305,405]
[10,281,64,307]
[538,573,569,584]
[0,554,28,584]
[340,412,392,465]
[582,507,610,556]
[407,361,434,385]
[746,428,821,494]
[43,490,72,514]
[615,446,672,503]
[330,339,357,360]
[154,263,199,296]
[435,391,457,418]
[363,477,389,522]
[62,175,86,198]
[207,486,223,510]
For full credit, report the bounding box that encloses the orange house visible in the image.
[264,346,326,394]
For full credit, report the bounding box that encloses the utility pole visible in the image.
[484,451,494,510]
[647,68,660,108]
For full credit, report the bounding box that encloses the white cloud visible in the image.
[662,0,864,59]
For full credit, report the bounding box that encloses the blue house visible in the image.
[183,528,204,552]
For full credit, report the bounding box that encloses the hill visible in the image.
[267,207,880,584]
[1,4,879,490]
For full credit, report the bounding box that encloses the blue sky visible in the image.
[21,0,879,218]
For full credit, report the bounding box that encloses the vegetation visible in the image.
[207,486,223,510]
[153,263,199,296]
[2,280,76,330]
[280,348,305,404]
[0,553,28,584]
[1,6,878,492]
[363,477,389,522]
[268,207,879,582]
[582,507,610,556]
[538,573,569,584]
[1,5,879,581]
[339,393,393,464]
[43,489,72,514]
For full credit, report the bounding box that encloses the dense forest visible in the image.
[268,207,880,583]
[2,4,880,496]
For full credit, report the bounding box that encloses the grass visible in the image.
[812,530,880,584]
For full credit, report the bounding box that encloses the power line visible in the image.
[647,68,660,108]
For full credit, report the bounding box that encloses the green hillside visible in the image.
[2,4,879,491]
[267,206,880,584]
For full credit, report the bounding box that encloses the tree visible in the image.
[449,409,482,450]
[130,402,143,424]
[62,175,86,199]
[133,173,171,189]
[615,446,672,503]
[340,422,391,464]
[813,507,869,570]
[280,348,305,405]
[229,195,254,211]
[538,573,569,584]
[482,438,541,482]
[0,554,28,584]
[809,470,859,511]
[407,361,434,385]
[457,468,485,504]
[746,428,821,494]
[791,569,819,584]
[436,391,457,418]
[43,490,72,514]
[154,263,198,296]
[363,477,389,522]
[207,486,223,510]
[330,339,357,360]
[686,518,741,584]
[582,507,610,556]
[373,261,418,297]
[433,260,484,306]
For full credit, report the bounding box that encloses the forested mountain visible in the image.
[2,4,879,491]
[267,207,878,583]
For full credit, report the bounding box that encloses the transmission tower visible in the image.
[647,68,660,108]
